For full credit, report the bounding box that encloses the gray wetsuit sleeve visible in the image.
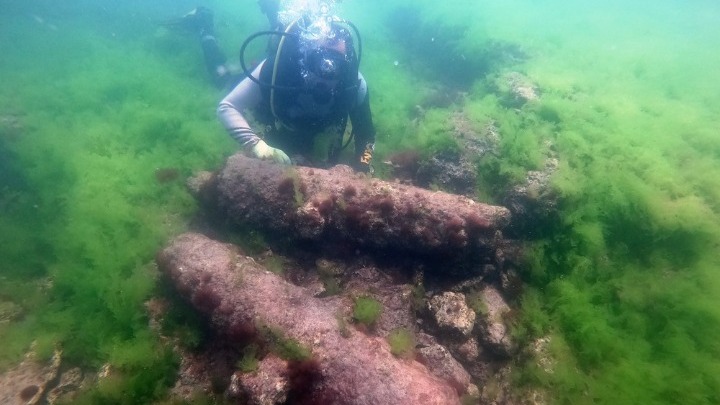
[217,61,265,148]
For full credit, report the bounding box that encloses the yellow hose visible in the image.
[270,20,300,122]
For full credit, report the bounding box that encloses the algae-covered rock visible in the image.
[0,300,23,324]
[417,344,472,395]
[0,346,62,405]
[476,286,516,357]
[227,355,289,405]
[428,292,476,338]
[503,155,559,238]
[45,367,84,405]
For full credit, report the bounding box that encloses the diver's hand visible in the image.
[355,142,375,174]
[251,140,291,165]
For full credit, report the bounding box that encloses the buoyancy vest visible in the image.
[259,22,359,133]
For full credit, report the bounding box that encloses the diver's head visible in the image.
[255,1,361,129]
[300,46,341,104]
[318,57,337,78]
[298,24,357,100]
[268,21,358,125]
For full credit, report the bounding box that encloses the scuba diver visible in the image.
[168,1,376,172]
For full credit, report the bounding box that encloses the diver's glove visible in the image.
[355,142,375,174]
[251,140,292,165]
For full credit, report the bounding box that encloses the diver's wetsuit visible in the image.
[193,2,376,169]
[177,7,239,88]
[217,17,376,170]
[218,61,375,169]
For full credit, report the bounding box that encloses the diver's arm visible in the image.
[217,61,265,148]
[349,73,377,172]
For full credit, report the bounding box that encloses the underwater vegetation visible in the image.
[0,4,237,402]
[1,0,719,404]
[257,324,313,362]
[387,328,415,358]
[357,0,720,403]
[352,296,383,328]
[236,344,260,373]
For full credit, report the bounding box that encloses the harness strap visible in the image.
[270,20,300,125]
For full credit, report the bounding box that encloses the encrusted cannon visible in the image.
[197,154,510,262]
[157,233,464,404]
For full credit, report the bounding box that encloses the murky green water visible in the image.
[1,0,719,403]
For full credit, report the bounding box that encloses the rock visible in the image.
[427,292,476,338]
[415,153,478,196]
[417,344,472,395]
[465,384,481,402]
[503,156,559,238]
[455,118,501,157]
[157,233,462,404]
[343,265,417,336]
[228,355,289,405]
[497,72,539,106]
[315,258,344,277]
[499,267,524,299]
[0,346,62,405]
[45,367,84,405]
[507,72,539,103]
[448,274,486,293]
[479,364,514,404]
[384,149,422,183]
[411,114,501,197]
[0,300,23,324]
[476,363,547,405]
[531,336,555,375]
[476,287,516,357]
[168,341,237,402]
[454,337,481,362]
[186,170,217,206]
[415,331,440,347]
[520,388,548,405]
[96,363,113,380]
[143,297,238,402]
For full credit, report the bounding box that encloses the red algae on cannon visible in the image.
[157,233,464,404]
[211,154,510,262]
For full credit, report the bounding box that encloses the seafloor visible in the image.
[1,0,719,404]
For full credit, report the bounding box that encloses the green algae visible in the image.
[0,9,233,400]
[258,324,313,362]
[236,344,260,373]
[352,296,383,327]
[387,328,415,358]
[361,1,720,403]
